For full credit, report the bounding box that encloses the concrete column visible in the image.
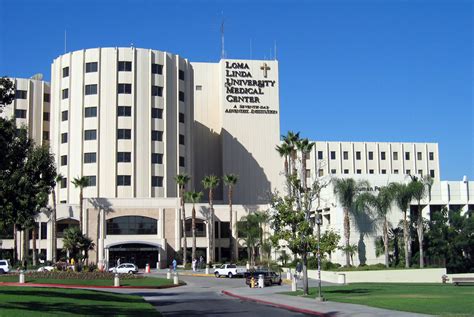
[233,210,238,260]
[175,208,181,251]
[158,208,165,239]
[98,208,104,265]
[206,220,210,262]
[46,220,52,261]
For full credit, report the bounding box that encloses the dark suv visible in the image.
[245,270,282,287]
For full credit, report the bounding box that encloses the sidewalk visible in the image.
[223,285,433,317]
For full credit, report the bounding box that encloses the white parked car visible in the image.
[37,266,55,272]
[214,264,247,278]
[0,260,10,274]
[108,263,138,274]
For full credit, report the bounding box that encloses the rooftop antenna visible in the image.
[220,14,225,60]
[64,29,67,53]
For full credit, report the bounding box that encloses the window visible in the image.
[84,175,96,186]
[179,91,185,102]
[306,169,311,178]
[381,152,386,160]
[117,152,131,162]
[151,63,163,74]
[406,169,411,175]
[382,169,386,174]
[107,216,157,235]
[330,151,336,160]
[318,169,323,177]
[117,129,131,139]
[85,106,97,117]
[356,151,361,160]
[356,169,362,174]
[196,85,202,91]
[84,129,97,140]
[85,84,97,95]
[151,153,163,164]
[152,108,163,119]
[430,170,435,178]
[61,155,67,166]
[60,177,67,188]
[84,152,97,163]
[62,88,69,99]
[317,151,323,160]
[151,86,163,97]
[343,151,348,160]
[417,152,422,160]
[429,152,434,161]
[43,112,50,121]
[63,67,69,77]
[117,106,132,116]
[40,222,47,240]
[43,131,49,140]
[152,176,163,187]
[43,93,50,102]
[394,169,399,174]
[85,62,98,73]
[61,110,68,121]
[118,61,132,71]
[179,156,185,167]
[369,169,374,174]
[179,70,185,80]
[368,151,374,160]
[179,112,184,123]
[179,134,185,145]
[405,152,410,160]
[15,90,27,99]
[343,169,349,174]
[61,133,68,143]
[14,109,26,118]
[418,169,423,176]
[151,130,163,141]
[393,152,398,160]
[117,83,132,94]
[117,175,131,186]
[330,169,336,174]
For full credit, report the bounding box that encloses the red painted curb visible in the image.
[222,290,327,317]
[0,282,182,290]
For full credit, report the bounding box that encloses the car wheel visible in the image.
[215,272,220,278]
[278,280,282,285]
[0,269,4,274]
[228,273,233,279]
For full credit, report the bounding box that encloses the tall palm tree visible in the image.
[282,131,300,177]
[333,178,370,267]
[186,191,203,263]
[390,182,414,268]
[296,138,315,190]
[356,186,396,268]
[175,174,190,267]
[408,175,433,268]
[71,176,89,233]
[51,173,63,262]
[254,211,270,262]
[237,213,262,267]
[202,175,220,263]
[276,143,292,193]
[223,174,238,262]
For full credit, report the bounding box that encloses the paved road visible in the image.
[112,274,315,316]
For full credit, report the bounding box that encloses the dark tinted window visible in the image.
[61,155,68,166]
[84,106,97,117]
[85,62,98,73]
[63,67,69,77]
[179,70,185,80]
[84,152,97,163]
[107,216,157,235]
[15,90,27,99]
[117,175,131,186]
[151,153,163,164]
[118,61,132,71]
[117,83,132,94]
[61,133,68,143]
[14,109,26,118]
[43,112,50,121]
[151,130,163,141]
[62,89,68,99]
[117,106,132,116]
[152,86,163,97]
[84,175,96,186]
[179,91,184,101]
[85,84,97,95]
[117,129,131,139]
[151,176,163,187]
[151,63,163,74]
[151,108,162,119]
[44,93,50,102]
[179,113,184,123]
[117,152,131,162]
[61,110,68,121]
[179,134,185,145]
[84,129,97,140]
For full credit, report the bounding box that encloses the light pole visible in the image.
[315,211,325,302]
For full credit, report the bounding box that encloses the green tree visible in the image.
[223,174,238,262]
[275,142,292,190]
[390,182,414,268]
[332,178,370,267]
[62,226,95,262]
[319,229,341,258]
[51,173,63,263]
[0,77,15,111]
[175,174,190,266]
[278,250,290,266]
[202,175,219,263]
[185,191,203,262]
[71,176,89,233]
[296,138,314,189]
[237,213,262,266]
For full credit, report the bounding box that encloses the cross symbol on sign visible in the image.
[260,63,271,78]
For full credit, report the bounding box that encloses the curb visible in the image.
[222,290,327,316]
[0,281,183,290]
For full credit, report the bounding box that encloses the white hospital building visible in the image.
[1,47,472,268]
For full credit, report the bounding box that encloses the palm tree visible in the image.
[276,143,292,193]
[185,191,203,262]
[282,131,300,177]
[254,211,270,262]
[202,175,220,263]
[296,138,315,189]
[62,226,95,263]
[237,213,262,266]
[390,182,414,268]
[71,176,89,233]
[408,175,433,268]
[175,174,190,267]
[356,186,396,268]
[223,174,238,262]
[51,173,63,262]
[333,178,370,267]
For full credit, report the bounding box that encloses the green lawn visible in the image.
[282,283,474,316]
[0,275,174,287]
[0,286,161,316]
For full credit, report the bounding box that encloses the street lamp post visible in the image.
[315,212,325,302]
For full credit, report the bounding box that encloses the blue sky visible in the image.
[1,0,472,180]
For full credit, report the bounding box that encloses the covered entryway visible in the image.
[106,242,162,269]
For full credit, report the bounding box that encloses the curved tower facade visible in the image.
[50,48,194,204]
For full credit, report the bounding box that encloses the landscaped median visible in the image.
[0,271,183,288]
[281,283,474,316]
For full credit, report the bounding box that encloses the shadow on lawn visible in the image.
[324,288,377,295]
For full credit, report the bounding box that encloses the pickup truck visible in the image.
[214,264,247,278]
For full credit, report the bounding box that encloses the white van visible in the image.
[0,260,10,274]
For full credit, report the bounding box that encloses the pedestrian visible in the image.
[192,258,197,272]
[172,258,177,272]
[199,256,204,270]
[296,261,302,279]
[117,258,121,266]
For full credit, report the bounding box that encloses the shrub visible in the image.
[10,271,145,280]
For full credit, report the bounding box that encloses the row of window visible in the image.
[61,84,173,99]
[14,90,50,102]
[59,107,168,120]
[60,129,169,143]
[59,152,166,165]
[62,62,168,77]
[59,176,164,188]
[317,168,436,177]
[317,150,435,161]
